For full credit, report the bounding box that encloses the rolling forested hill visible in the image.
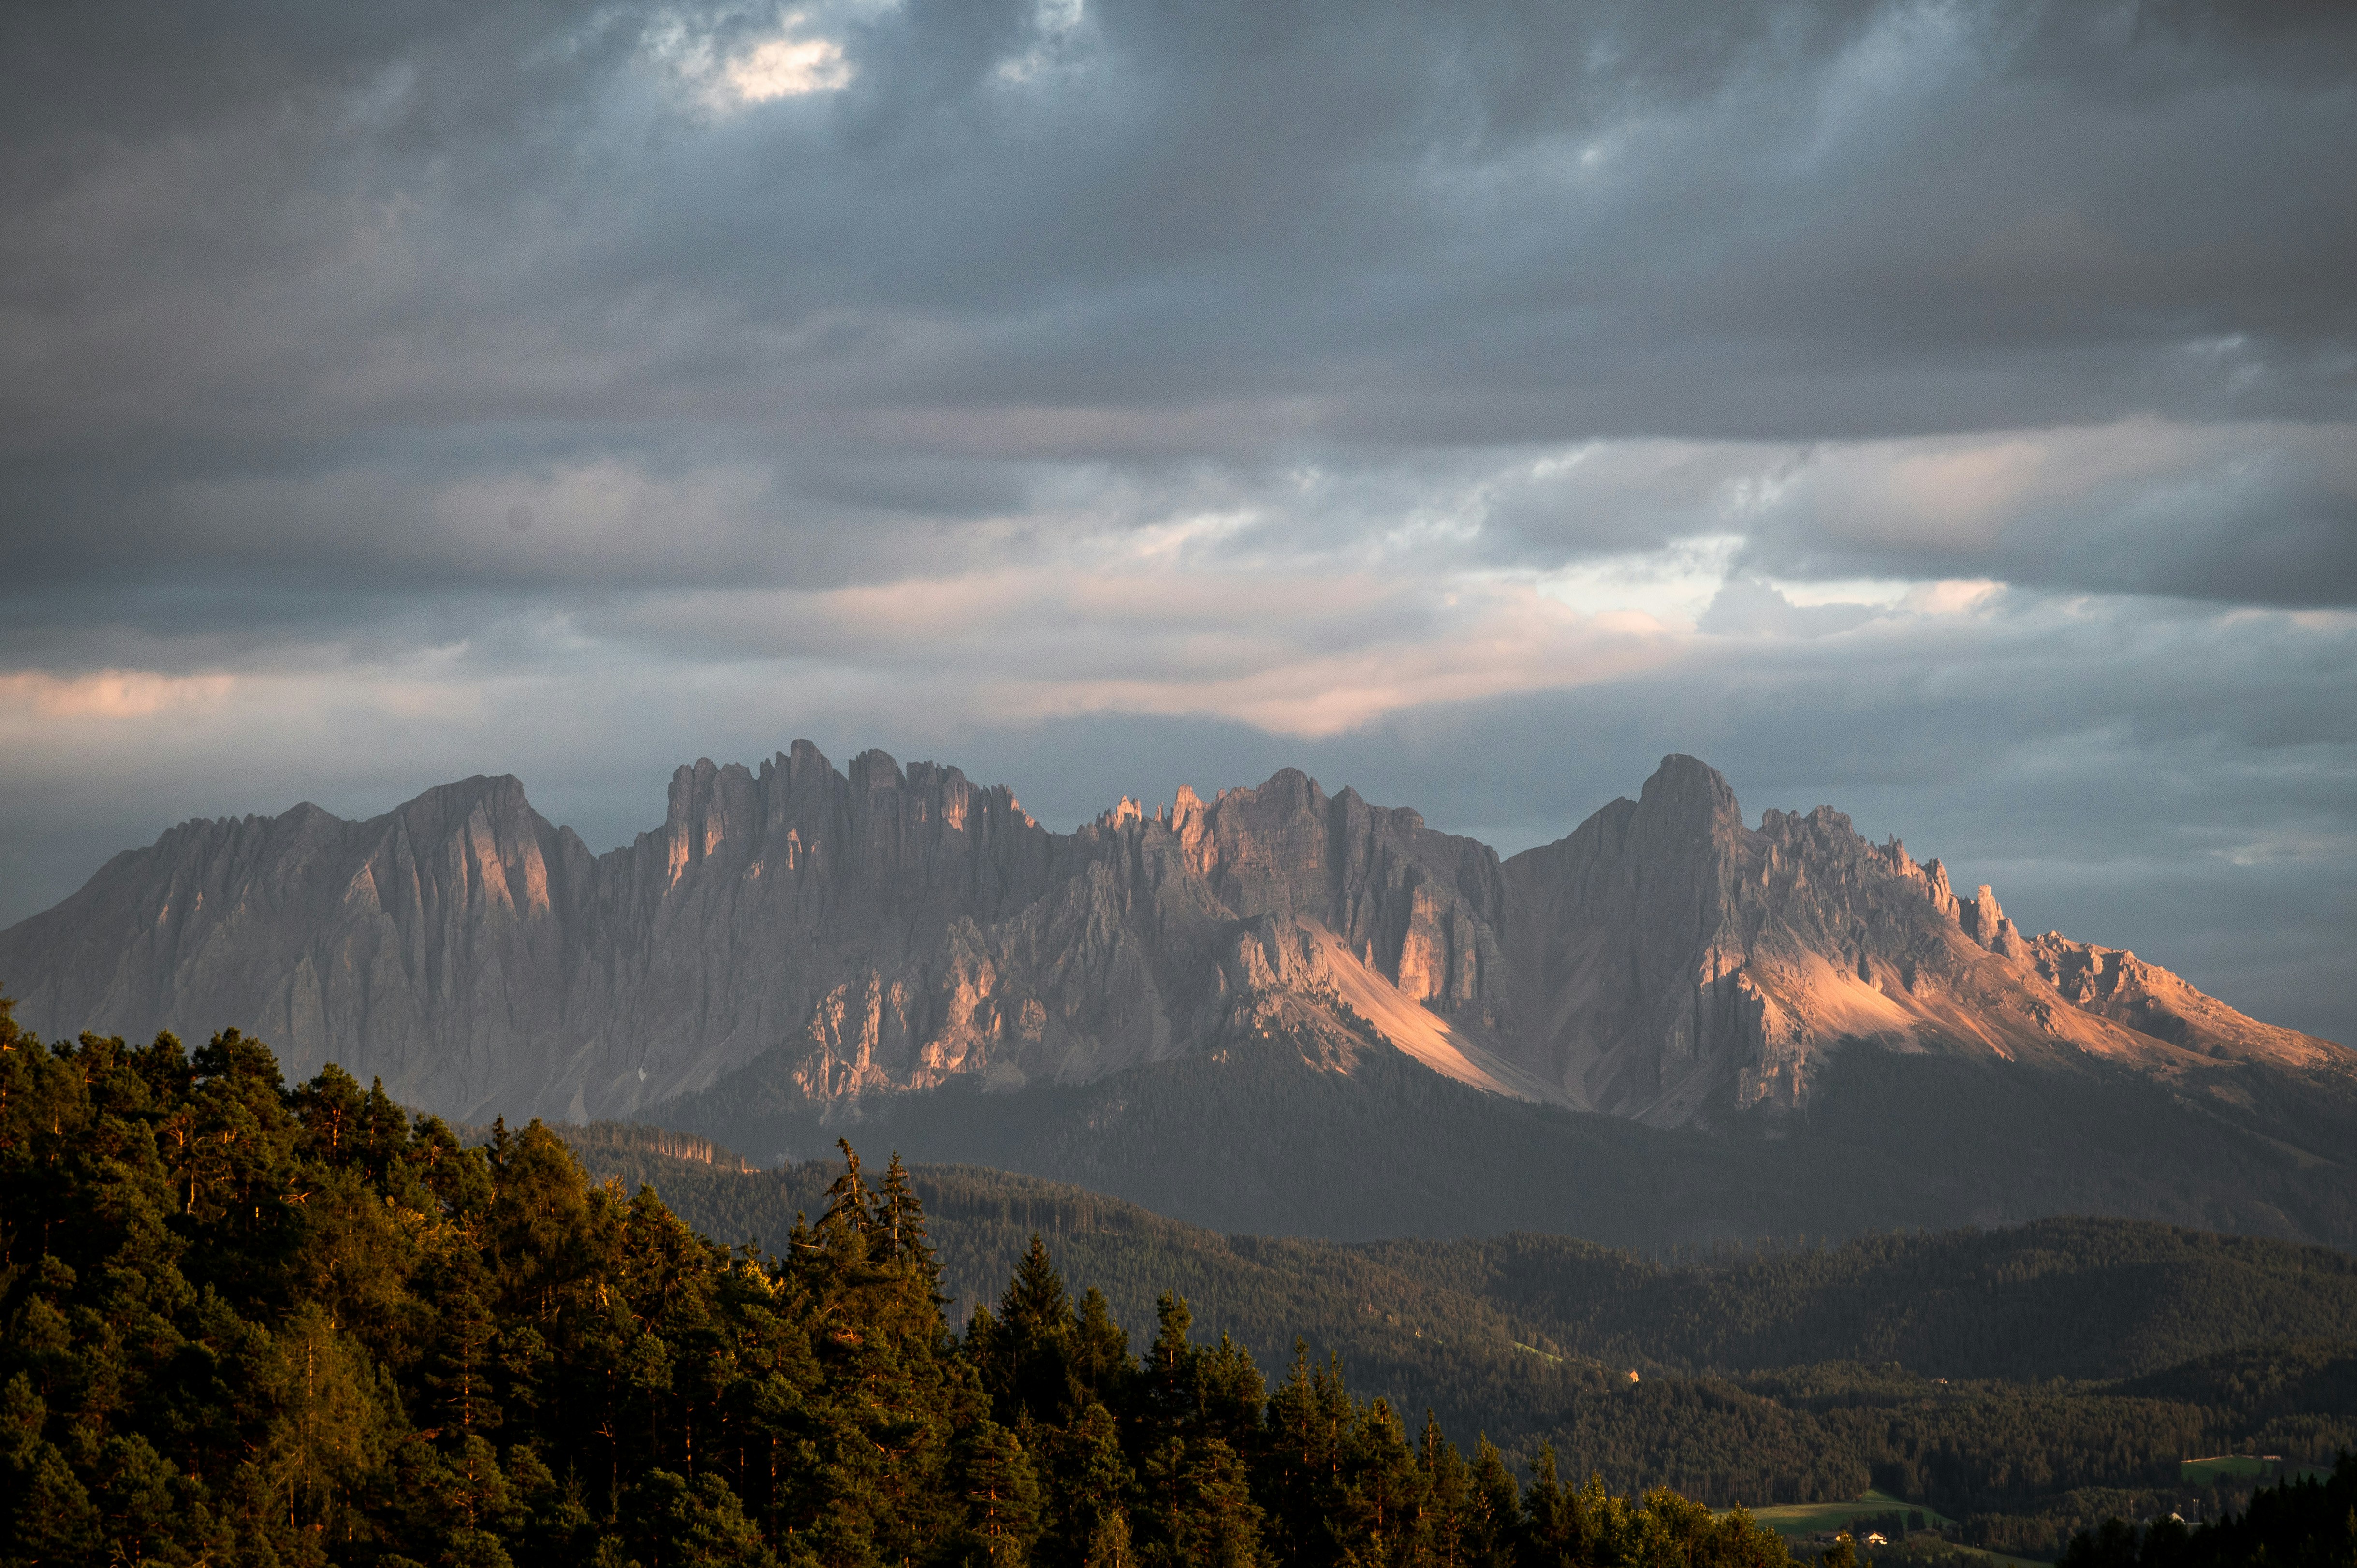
[557,1121,2357,1381]
[563,1122,2357,1559]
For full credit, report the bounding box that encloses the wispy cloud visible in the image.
[0,670,236,723]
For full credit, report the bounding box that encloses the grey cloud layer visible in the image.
[6,0,2355,596]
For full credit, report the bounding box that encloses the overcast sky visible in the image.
[2,0,2351,1040]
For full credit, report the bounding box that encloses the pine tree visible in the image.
[1417,1412,1473,1568]
[1331,1396,1426,1567]
[620,1467,781,1568]
[1522,1444,1581,1567]
[1138,1435,1264,1568]
[1259,1340,1355,1566]
[955,1417,1045,1566]
[1042,1401,1134,1568]
[1080,1503,1135,1568]
[1069,1288,1130,1409]
[988,1235,1080,1427]
[1140,1292,1199,1440]
[1464,1437,1520,1568]
[818,1139,872,1247]
[875,1153,935,1274]
[423,1253,508,1442]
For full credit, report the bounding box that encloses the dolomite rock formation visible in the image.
[0,746,2341,1127]
[0,743,1056,1121]
[1494,755,2342,1125]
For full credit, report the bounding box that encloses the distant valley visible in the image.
[560,1122,2357,1561]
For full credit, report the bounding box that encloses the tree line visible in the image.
[0,1002,1799,1566]
[556,1125,2357,1559]
[2058,1454,2357,1568]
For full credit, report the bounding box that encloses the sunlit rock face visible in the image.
[0,744,2341,1125]
[1495,757,2341,1126]
[0,742,1055,1121]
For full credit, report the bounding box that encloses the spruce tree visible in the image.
[1069,1288,1130,1409]
[954,1417,1046,1566]
[1465,1437,1520,1568]
[1331,1396,1426,1566]
[1137,1435,1263,1568]
[1415,1411,1473,1568]
[1521,1444,1575,1567]
[989,1235,1079,1427]
[1259,1340,1354,1566]
[1041,1401,1133,1568]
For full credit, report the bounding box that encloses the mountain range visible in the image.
[3,743,2351,1245]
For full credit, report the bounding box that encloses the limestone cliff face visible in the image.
[0,743,1056,1121]
[1496,755,2343,1124]
[0,745,2340,1127]
[0,775,593,1120]
[775,764,1547,1112]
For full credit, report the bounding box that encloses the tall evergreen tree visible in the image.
[955,1417,1047,1566]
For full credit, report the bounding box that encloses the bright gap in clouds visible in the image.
[727,27,851,102]
[1531,534,1745,627]
[642,10,853,107]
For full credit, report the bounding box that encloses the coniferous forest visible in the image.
[5,1003,2356,1567]
[0,1003,1801,1566]
[560,1125,2357,1560]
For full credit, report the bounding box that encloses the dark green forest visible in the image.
[1,1003,1811,1566]
[2057,1457,2357,1568]
[8,1004,2356,1565]
[561,1126,2357,1561]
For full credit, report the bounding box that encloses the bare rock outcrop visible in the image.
[1495,755,2342,1123]
[0,745,2341,1128]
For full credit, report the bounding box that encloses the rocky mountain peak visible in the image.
[0,744,2339,1132]
[1635,753,1746,844]
[849,748,904,792]
[392,772,538,836]
[1961,882,2016,952]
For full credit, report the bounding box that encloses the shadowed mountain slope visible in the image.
[648,1011,2357,1247]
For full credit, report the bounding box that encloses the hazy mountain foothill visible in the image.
[5,749,2356,1564]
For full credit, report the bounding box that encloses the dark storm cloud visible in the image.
[6,1,2353,494]
[1723,421,2357,606]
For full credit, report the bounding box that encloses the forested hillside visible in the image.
[555,1123,2357,1382]
[0,1003,1807,1566]
[566,1125,2357,1560]
[8,1002,2352,1565]
[1356,1223,2357,1382]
